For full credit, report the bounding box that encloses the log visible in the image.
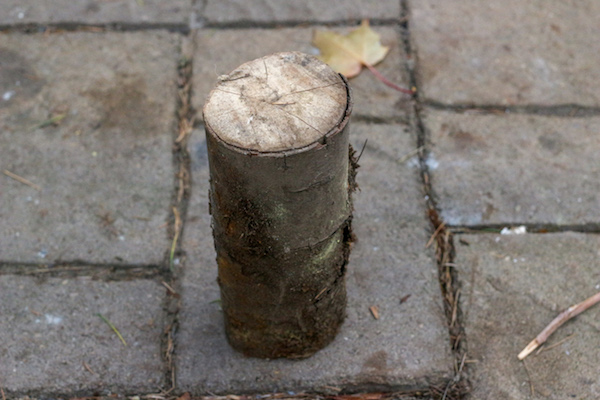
[203,52,356,359]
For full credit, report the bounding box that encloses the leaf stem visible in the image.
[365,64,415,95]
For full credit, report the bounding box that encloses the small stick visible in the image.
[522,359,535,396]
[169,207,182,272]
[425,221,446,248]
[3,169,42,191]
[355,139,368,163]
[1,386,6,400]
[518,291,600,360]
[83,361,96,374]
[397,145,425,164]
[97,313,127,346]
[161,281,179,297]
[537,332,576,355]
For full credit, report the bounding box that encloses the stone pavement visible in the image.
[1,1,598,399]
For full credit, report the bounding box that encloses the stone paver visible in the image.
[455,233,600,399]
[423,109,600,226]
[0,276,166,393]
[0,0,190,26]
[0,32,179,265]
[2,0,599,397]
[410,0,600,106]
[175,123,453,393]
[192,27,411,122]
[199,0,400,24]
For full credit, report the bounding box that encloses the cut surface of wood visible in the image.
[204,52,347,152]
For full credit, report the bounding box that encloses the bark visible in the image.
[203,52,355,358]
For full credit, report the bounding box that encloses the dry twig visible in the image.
[518,291,600,360]
[169,207,182,271]
[536,332,576,355]
[426,221,446,249]
[3,169,42,191]
[83,361,95,374]
[397,145,425,164]
[161,281,179,297]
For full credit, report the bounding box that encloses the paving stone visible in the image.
[422,109,600,226]
[410,0,600,106]
[0,276,166,393]
[191,27,411,123]
[455,233,600,399]
[176,123,453,393]
[198,0,400,24]
[0,32,180,264]
[0,0,190,26]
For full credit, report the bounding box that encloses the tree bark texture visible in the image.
[203,52,356,359]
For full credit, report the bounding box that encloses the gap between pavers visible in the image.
[421,109,600,226]
[0,0,190,26]
[191,27,412,124]
[175,123,453,394]
[409,0,600,107]
[197,0,400,25]
[0,276,167,394]
[455,233,600,399]
[0,32,180,265]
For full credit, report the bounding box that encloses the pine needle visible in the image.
[3,169,42,191]
[30,113,66,130]
[97,313,127,346]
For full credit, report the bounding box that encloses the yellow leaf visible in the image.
[313,20,389,78]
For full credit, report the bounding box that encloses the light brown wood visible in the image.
[203,52,347,152]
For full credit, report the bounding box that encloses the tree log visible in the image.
[203,52,355,359]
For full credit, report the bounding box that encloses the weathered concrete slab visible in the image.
[176,123,453,393]
[198,0,400,24]
[0,0,190,26]
[0,32,180,264]
[410,0,600,106]
[455,233,600,399]
[422,109,600,226]
[0,276,166,393]
[192,27,412,122]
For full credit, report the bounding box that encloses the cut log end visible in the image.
[203,52,347,153]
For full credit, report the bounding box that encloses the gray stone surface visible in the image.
[0,276,166,393]
[192,27,411,122]
[423,109,600,226]
[176,123,453,393]
[199,0,400,24]
[0,0,190,25]
[0,32,179,265]
[455,233,600,399]
[410,0,600,106]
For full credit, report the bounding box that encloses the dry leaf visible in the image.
[313,20,389,78]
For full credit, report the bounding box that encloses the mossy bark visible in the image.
[204,52,356,358]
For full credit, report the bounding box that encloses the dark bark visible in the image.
[203,52,356,358]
